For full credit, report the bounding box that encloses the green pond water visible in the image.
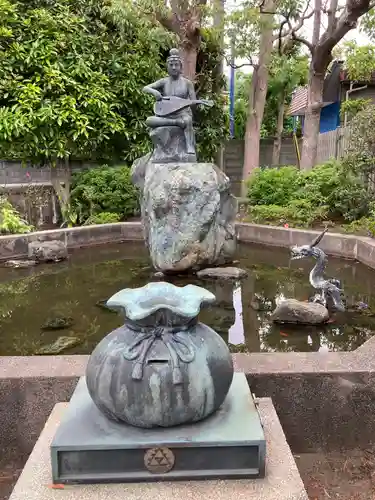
[0,241,375,355]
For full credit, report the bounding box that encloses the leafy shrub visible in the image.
[249,201,329,227]
[342,202,375,237]
[85,212,121,225]
[343,104,375,187]
[0,197,33,234]
[247,166,301,206]
[70,166,139,224]
[302,160,370,221]
[246,161,370,226]
[343,218,375,236]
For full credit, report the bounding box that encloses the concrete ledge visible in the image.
[2,222,375,269]
[8,400,308,500]
[0,222,143,260]
[2,344,375,459]
[236,223,360,259]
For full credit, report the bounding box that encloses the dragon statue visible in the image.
[290,229,345,312]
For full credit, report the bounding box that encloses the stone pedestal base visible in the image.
[149,126,196,163]
[50,374,265,483]
[9,386,308,500]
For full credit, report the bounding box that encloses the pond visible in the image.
[0,241,375,355]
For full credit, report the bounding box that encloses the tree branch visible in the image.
[282,7,315,54]
[319,0,372,56]
[327,0,339,32]
[154,9,179,34]
[224,52,256,69]
[276,4,314,43]
[290,30,314,53]
[312,0,322,47]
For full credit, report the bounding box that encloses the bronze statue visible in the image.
[143,48,213,162]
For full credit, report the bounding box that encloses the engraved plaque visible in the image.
[144,447,175,474]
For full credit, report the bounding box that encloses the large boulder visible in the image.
[131,161,237,273]
[28,240,68,263]
[271,299,329,325]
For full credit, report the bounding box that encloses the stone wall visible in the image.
[223,138,301,196]
[0,162,93,229]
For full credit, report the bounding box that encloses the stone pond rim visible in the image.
[0,222,375,270]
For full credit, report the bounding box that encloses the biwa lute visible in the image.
[154,96,214,117]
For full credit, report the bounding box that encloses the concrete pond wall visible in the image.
[1,221,375,267]
[1,222,375,497]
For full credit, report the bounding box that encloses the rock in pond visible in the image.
[131,160,237,273]
[4,259,37,268]
[95,299,117,313]
[197,267,248,280]
[42,316,74,331]
[28,240,68,263]
[271,299,329,325]
[36,336,81,355]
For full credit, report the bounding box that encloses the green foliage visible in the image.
[343,202,375,237]
[343,217,375,237]
[60,202,78,228]
[0,197,33,234]
[70,166,139,224]
[195,30,229,161]
[340,98,372,122]
[302,161,370,222]
[85,212,121,225]
[343,103,375,183]
[249,201,328,227]
[344,41,375,81]
[247,161,370,227]
[0,0,173,165]
[247,166,301,206]
[0,0,226,166]
[232,51,308,140]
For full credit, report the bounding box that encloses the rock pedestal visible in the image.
[149,126,196,163]
[131,160,237,274]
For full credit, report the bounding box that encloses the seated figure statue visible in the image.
[143,48,213,163]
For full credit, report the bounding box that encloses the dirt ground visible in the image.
[0,463,22,500]
[295,449,375,500]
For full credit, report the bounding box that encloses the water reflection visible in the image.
[1,242,375,355]
[228,282,245,346]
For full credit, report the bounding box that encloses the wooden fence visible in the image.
[316,127,352,164]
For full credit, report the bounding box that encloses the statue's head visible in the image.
[290,228,328,260]
[167,48,182,79]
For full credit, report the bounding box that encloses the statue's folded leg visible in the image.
[146,116,182,128]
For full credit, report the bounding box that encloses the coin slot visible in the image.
[147,359,169,364]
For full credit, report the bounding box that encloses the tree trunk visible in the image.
[300,67,325,170]
[180,44,198,81]
[241,0,275,195]
[272,91,285,166]
[213,0,225,81]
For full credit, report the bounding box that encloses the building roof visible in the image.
[288,87,307,116]
[288,87,335,116]
[288,60,375,117]
[288,60,342,116]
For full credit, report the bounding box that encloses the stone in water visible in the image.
[36,336,81,355]
[271,298,329,325]
[197,267,248,280]
[28,240,68,263]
